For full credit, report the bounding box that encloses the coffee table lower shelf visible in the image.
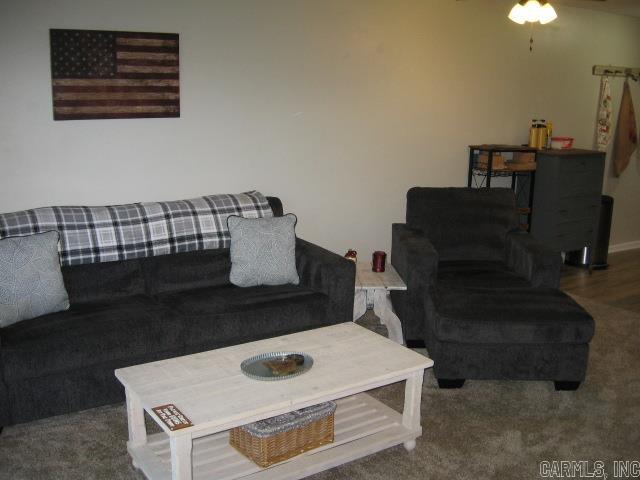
[129,392,420,480]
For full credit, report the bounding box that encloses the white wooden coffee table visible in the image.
[115,322,432,480]
[354,262,407,345]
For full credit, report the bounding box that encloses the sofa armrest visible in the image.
[390,223,439,341]
[391,223,438,287]
[506,231,561,288]
[295,238,355,323]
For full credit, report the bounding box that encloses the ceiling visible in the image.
[552,0,640,18]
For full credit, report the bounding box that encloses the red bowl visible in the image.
[550,136,574,149]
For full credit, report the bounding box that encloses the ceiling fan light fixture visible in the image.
[523,0,542,22]
[508,3,527,24]
[538,3,558,24]
[508,0,557,25]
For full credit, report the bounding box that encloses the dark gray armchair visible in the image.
[391,187,594,390]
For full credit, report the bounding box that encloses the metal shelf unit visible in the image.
[467,144,537,231]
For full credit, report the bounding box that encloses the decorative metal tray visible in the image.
[240,351,313,381]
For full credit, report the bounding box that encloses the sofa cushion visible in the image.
[141,249,231,295]
[228,214,299,287]
[437,260,532,289]
[0,231,69,327]
[1,295,182,381]
[406,187,518,262]
[430,284,594,345]
[62,258,145,304]
[156,284,332,348]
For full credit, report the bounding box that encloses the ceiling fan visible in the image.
[508,1,559,24]
[508,0,608,24]
[456,0,608,50]
[457,0,609,25]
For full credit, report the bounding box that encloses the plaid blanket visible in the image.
[0,191,273,266]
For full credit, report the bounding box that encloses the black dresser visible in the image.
[530,149,605,252]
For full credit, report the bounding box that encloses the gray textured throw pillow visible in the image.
[228,214,299,287]
[0,231,70,328]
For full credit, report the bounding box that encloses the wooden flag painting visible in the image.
[50,29,179,120]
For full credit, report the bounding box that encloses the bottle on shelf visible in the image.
[537,119,548,150]
[528,119,539,148]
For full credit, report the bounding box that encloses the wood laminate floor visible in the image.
[561,248,640,314]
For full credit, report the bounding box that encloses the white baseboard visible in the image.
[609,240,640,253]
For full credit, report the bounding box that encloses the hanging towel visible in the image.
[613,79,638,177]
[596,76,612,151]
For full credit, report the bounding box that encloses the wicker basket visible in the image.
[229,402,336,467]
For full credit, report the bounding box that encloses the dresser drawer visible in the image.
[554,202,599,223]
[552,220,595,251]
[559,169,603,197]
[558,156,603,175]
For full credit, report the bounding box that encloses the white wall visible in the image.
[1,0,639,256]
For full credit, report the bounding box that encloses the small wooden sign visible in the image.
[152,404,193,431]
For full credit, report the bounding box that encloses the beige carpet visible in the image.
[0,296,638,480]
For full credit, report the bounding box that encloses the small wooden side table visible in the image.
[354,261,407,345]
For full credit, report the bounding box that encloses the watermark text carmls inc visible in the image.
[539,461,640,478]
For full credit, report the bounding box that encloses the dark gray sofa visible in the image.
[0,197,355,427]
[391,187,595,390]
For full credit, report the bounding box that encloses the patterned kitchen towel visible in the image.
[596,76,613,151]
[613,79,638,177]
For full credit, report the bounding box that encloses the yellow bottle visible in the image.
[528,119,539,148]
[537,120,548,149]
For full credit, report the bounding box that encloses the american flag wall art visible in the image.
[50,29,179,120]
